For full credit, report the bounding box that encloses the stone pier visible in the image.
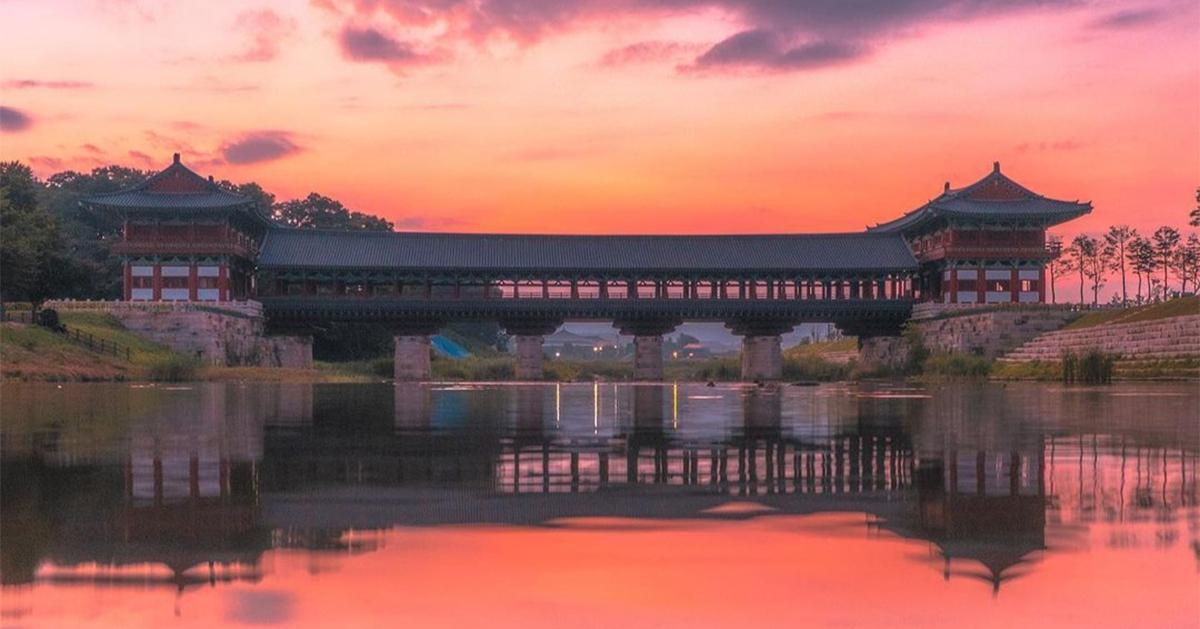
[502,319,561,381]
[740,335,783,381]
[262,335,313,368]
[513,335,546,380]
[727,318,795,381]
[617,319,680,381]
[633,335,665,380]
[394,335,432,381]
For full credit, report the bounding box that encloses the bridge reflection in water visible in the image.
[1,382,1196,604]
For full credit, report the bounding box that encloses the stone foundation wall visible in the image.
[857,337,909,371]
[44,300,311,368]
[912,309,1077,360]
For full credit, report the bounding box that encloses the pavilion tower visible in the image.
[83,154,271,302]
[870,163,1091,304]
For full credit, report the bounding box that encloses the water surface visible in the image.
[2,381,1197,628]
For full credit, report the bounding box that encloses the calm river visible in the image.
[1,381,1197,628]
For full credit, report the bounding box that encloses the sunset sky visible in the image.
[1,0,1197,236]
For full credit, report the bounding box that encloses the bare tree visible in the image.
[1067,235,1098,304]
[1174,233,1200,294]
[1129,236,1156,303]
[1103,225,1136,305]
[1046,235,1065,304]
[1191,187,1199,228]
[1152,226,1181,299]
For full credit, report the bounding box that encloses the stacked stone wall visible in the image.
[1000,314,1200,362]
[913,309,1077,360]
[44,300,311,368]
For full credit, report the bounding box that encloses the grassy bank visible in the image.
[1064,296,1199,330]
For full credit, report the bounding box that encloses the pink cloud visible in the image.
[232,9,297,62]
[220,131,302,164]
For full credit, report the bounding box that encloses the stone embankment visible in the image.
[44,300,312,368]
[999,314,1200,378]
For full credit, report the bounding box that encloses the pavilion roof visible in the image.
[82,153,265,218]
[868,162,1091,233]
[258,228,918,274]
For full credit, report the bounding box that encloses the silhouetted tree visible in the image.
[1103,225,1136,304]
[1128,236,1155,303]
[1152,226,1181,299]
[1174,233,1200,294]
[1191,187,1199,228]
[273,193,393,231]
[1067,235,1098,304]
[1046,235,1066,304]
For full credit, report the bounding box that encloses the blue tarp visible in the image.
[431,335,471,359]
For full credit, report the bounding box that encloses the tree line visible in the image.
[0,161,392,304]
[1045,188,1200,305]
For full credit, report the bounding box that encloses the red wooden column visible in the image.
[976,266,986,304]
[1038,266,1047,303]
[949,266,958,303]
[123,263,132,301]
[1010,267,1020,303]
[152,263,163,301]
[218,264,229,302]
[189,263,199,301]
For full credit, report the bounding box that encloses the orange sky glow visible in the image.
[1,0,1197,237]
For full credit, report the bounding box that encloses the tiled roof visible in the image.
[82,154,257,212]
[258,229,918,273]
[870,162,1091,233]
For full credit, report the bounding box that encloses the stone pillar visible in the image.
[727,318,795,382]
[394,335,432,381]
[740,335,782,381]
[502,319,561,381]
[265,335,313,368]
[513,334,545,380]
[616,319,679,381]
[633,335,665,380]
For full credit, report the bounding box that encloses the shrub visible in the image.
[146,354,200,382]
[921,353,992,378]
[781,355,852,381]
[1063,350,1114,384]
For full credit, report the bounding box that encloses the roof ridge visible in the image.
[267,226,900,239]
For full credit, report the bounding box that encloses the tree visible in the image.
[1152,226,1181,300]
[1128,236,1155,303]
[1191,187,1199,228]
[1067,235,1098,304]
[1046,235,1066,304]
[1103,225,1136,305]
[0,162,65,304]
[1174,233,1200,295]
[274,193,393,231]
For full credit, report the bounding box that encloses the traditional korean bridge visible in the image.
[84,154,1090,380]
[254,230,919,379]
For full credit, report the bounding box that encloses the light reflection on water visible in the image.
[1,381,1197,628]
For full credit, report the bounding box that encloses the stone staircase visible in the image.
[998,314,1200,363]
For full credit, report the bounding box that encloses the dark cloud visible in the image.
[232,9,297,62]
[318,0,1082,72]
[1088,7,1163,30]
[686,30,864,71]
[393,216,467,229]
[2,79,94,90]
[339,26,436,64]
[81,143,105,154]
[220,131,302,164]
[28,156,64,170]
[598,41,700,67]
[0,106,33,132]
[224,591,294,625]
[128,150,155,165]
